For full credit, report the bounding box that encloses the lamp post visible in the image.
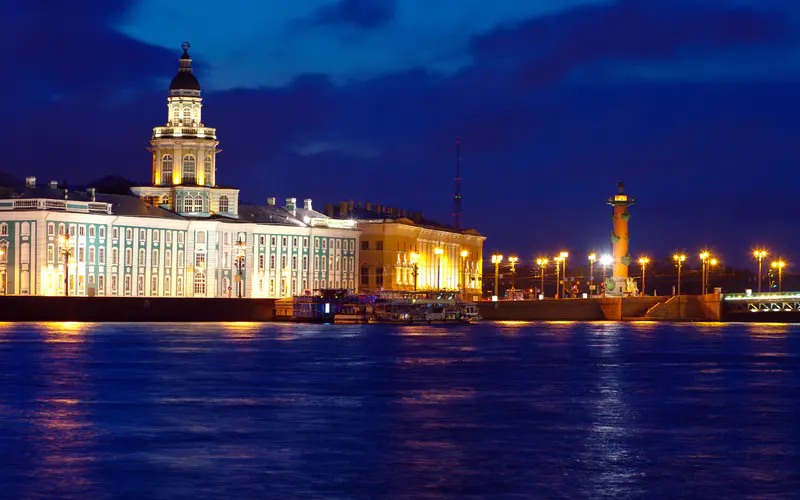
[410,252,419,291]
[699,251,709,294]
[588,252,596,285]
[559,251,568,298]
[599,254,612,296]
[771,259,786,292]
[673,254,686,295]
[508,256,518,296]
[490,254,503,299]
[460,250,469,296]
[753,249,768,293]
[638,257,650,296]
[59,234,74,297]
[235,237,246,298]
[709,258,718,292]
[553,256,562,299]
[536,258,548,298]
[0,247,5,295]
[434,247,444,290]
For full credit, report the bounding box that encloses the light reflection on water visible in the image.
[0,321,798,497]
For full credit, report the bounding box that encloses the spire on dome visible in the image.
[170,41,201,92]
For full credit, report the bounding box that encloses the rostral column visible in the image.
[606,182,636,296]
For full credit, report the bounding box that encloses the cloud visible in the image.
[312,0,395,29]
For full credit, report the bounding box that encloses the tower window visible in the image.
[183,107,192,124]
[162,155,173,182]
[195,195,204,213]
[204,156,212,185]
[172,106,179,124]
[182,155,196,184]
[219,195,229,213]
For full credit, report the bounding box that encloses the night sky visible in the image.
[4,0,799,266]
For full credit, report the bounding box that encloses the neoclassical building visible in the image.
[0,43,359,298]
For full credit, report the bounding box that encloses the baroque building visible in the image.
[324,201,485,300]
[0,43,358,298]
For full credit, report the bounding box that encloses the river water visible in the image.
[0,321,798,498]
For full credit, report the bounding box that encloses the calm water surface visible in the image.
[0,321,798,498]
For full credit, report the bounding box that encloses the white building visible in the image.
[0,43,359,298]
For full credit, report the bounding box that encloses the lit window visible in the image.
[112,248,118,265]
[183,107,192,124]
[99,227,105,239]
[182,155,196,184]
[139,229,145,241]
[124,275,131,292]
[281,255,286,269]
[139,248,145,264]
[270,255,275,269]
[162,155,173,182]
[79,226,85,237]
[152,249,158,267]
[125,248,132,266]
[89,226,95,238]
[89,247,95,264]
[259,254,265,269]
[259,236,265,246]
[99,247,105,264]
[292,256,297,270]
[47,244,54,263]
[195,252,206,269]
[204,156,213,185]
[111,275,117,293]
[195,195,204,213]
[47,223,54,236]
[194,273,206,295]
[219,195,229,213]
[125,228,132,241]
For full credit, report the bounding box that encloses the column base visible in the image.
[605,276,639,297]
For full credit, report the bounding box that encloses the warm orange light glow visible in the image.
[434,247,444,256]
[559,251,568,258]
[588,253,596,262]
[673,254,686,262]
[536,258,548,266]
[699,251,710,261]
[753,249,768,260]
[410,252,419,263]
[639,256,650,265]
[771,260,786,269]
[491,254,503,264]
[710,258,718,266]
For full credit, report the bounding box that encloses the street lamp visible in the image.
[588,253,596,285]
[553,256,562,299]
[59,233,75,297]
[599,254,612,296]
[709,258,718,291]
[536,258,548,298]
[753,249,768,293]
[490,254,503,299]
[699,251,710,294]
[771,259,786,292]
[460,250,469,295]
[235,237,246,298]
[559,251,568,298]
[434,247,444,290]
[638,256,650,296]
[410,252,419,291]
[508,256,519,296]
[673,254,687,295]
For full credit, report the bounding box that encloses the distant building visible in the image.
[0,43,358,298]
[323,201,485,298]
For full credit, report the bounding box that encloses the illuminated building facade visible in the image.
[324,201,484,298]
[0,44,358,298]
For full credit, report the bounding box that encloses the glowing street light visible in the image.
[508,256,519,294]
[639,257,650,296]
[434,247,444,291]
[491,254,503,299]
[673,254,687,295]
[410,251,420,291]
[753,249,768,293]
[554,255,563,299]
[234,237,246,298]
[460,250,469,295]
[699,251,710,294]
[588,253,596,286]
[536,258,548,298]
[708,258,718,291]
[771,259,786,292]
[559,251,569,298]
[599,254,613,295]
[59,233,75,297]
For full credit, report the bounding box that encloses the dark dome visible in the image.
[170,72,201,91]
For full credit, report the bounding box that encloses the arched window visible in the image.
[0,241,7,263]
[204,155,213,185]
[195,195,204,213]
[183,107,192,124]
[219,195,229,213]
[161,155,173,182]
[194,273,206,295]
[176,196,184,212]
[182,155,196,184]
[172,106,179,124]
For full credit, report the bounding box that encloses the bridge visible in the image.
[723,292,800,316]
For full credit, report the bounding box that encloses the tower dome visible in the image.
[169,42,201,91]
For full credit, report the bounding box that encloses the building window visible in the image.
[183,107,192,124]
[302,256,308,269]
[195,195,204,213]
[192,273,206,295]
[78,245,85,263]
[361,241,369,250]
[125,228,132,241]
[293,237,297,247]
[280,279,286,296]
[165,249,171,264]
[21,222,30,237]
[361,266,369,286]
[89,226,95,238]
[47,244,54,263]
[329,238,334,249]
[139,229,146,241]
[165,275,171,295]
[182,155,196,184]
[79,226,85,237]
[111,275,117,293]
[152,249,158,267]
[329,256,334,271]
[177,276,184,295]
[112,227,118,240]
[271,236,276,246]
[350,240,355,251]
[259,235,265,246]
[112,248,119,265]
[336,257,340,271]
[281,255,286,269]
[314,255,319,270]
[59,223,66,236]
[322,238,328,250]
[376,267,384,286]
[99,275,105,292]
[259,254,265,269]
[89,247,95,264]
[99,247,105,264]
[137,276,144,295]
[176,197,184,212]
[89,275,95,287]
[196,231,206,245]
[349,279,354,290]
[178,232,184,245]
[151,275,158,294]
[321,279,327,289]
[153,231,159,243]
[376,241,383,250]
[124,275,131,292]
[314,279,319,290]
[125,248,132,266]
[99,227,105,239]
[270,255,275,269]
[282,237,287,247]
[161,196,170,207]
[47,223,54,236]
[177,250,184,267]
[269,279,275,294]
[68,225,75,236]
[204,156,213,184]
[195,252,206,269]
[162,155,173,181]
[303,238,308,248]
[166,232,172,244]
[219,195,229,213]
[336,240,341,249]
[349,256,354,272]
[292,256,297,270]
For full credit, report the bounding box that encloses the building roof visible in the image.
[327,204,483,236]
[238,204,304,227]
[169,43,201,91]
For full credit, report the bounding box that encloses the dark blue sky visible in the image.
[3,0,799,266]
